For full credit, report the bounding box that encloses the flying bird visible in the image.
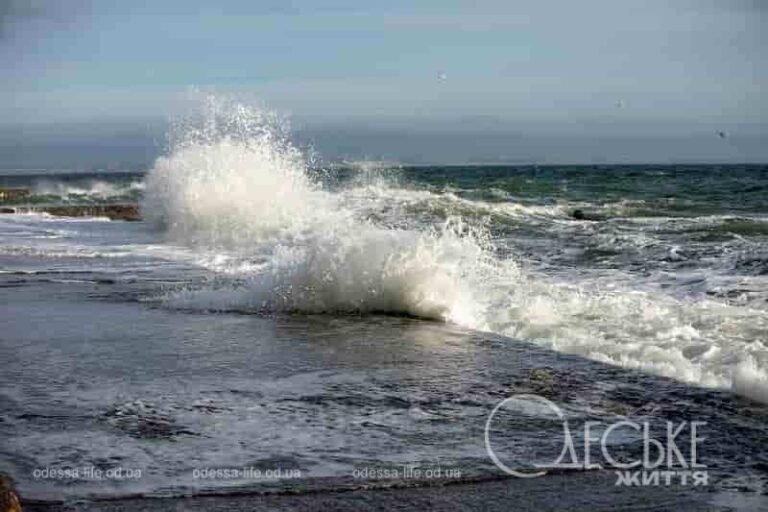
[717,131,727,139]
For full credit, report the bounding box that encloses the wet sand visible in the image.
[21,471,749,512]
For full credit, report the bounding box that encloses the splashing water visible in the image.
[142,96,768,403]
[143,96,492,323]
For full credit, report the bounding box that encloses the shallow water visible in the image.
[2,265,767,500]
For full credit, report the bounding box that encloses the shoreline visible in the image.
[0,203,140,221]
[21,470,746,512]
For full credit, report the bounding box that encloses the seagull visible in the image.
[716,131,727,139]
[615,99,625,108]
[437,72,447,81]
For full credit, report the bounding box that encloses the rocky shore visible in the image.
[0,187,140,221]
[0,203,140,221]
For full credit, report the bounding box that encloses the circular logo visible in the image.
[484,394,569,478]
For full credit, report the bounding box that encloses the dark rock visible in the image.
[0,474,21,512]
[0,204,141,221]
[571,209,603,221]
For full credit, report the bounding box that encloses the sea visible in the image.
[1,100,767,505]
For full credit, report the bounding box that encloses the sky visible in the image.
[0,0,766,164]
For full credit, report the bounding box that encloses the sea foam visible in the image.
[142,96,768,403]
[32,179,144,200]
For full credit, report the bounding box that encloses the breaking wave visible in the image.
[31,178,145,200]
[142,96,768,403]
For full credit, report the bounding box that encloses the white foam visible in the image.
[32,179,144,199]
[142,96,768,404]
[733,356,768,404]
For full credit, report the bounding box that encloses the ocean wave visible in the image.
[0,178,147,205]
[142,96,768,404]
[34,178,143,197]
